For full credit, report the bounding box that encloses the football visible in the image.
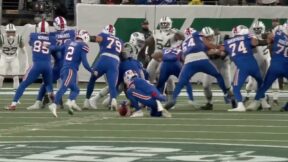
[118,101,131,117]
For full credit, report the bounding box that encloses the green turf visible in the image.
[0,83,288,161]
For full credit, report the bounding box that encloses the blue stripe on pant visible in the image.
[172,59,227,101]
[13,62,53,102]
[55,68,79,105]
[157,61,193,100]
[255,59,288,100]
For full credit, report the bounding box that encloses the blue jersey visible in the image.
[271,31,288,60]
[119,58,143,83]
[29,33,56,62]
[50,29,76,64]
[98,33,123,56]
[162,47,182,61]
[224,34,254,62]
[62,40,91,72]
[182,32,207,57]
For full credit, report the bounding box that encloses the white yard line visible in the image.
[18,128,288,135]
[1,138,288,148]
[87,123,288,128]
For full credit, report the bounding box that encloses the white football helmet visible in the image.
[272,25,283,35]
[201,27,214,37]
[76,30,90,43]
[184,27,196,39]
[232,25,249,36]
[159,16,172,31]
[282,23,288,35]
[53,16,67,31]
[129,32,145,50]
[252,20,265,35]
[36,20,50,34]
[123,70,138,85]
[102,24,116,36]
[5,23,16,32]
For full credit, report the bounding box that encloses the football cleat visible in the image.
[161,109,172,118]
[228,102,246,112]
[187,100,200,109]
[130,110,144,118]
[66,100,82,111]
[83,99,91,109]
[111,98,117,111]
[48,103,58,118]
[88,97,98,110]
[247,100,261,111]
[261,99,271,110]
[164,100,176,110]
[42,94,50,108]
[280,102,288,112]
[27,100,42,110]
[200,103,213,110]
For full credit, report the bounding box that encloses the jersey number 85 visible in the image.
[33,40,51,54]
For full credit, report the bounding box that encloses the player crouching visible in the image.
[48,30,93,117]
[122,70,171,118]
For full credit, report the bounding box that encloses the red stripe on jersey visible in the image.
[82,46,89,52]
[59,16,65,30]
[41,18,45,33]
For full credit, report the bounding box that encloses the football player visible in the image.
[48,30,93,117]
[153,46,194,104]
[221,25,270,112]
[201,27,233,110]
[88,25,124,110]
[165,28,230,110]
[0,23,28,90]
[124,70,171,118]
[87,32,146,109]
[247,23,288,110]
[145,17,185,102]
[244,21,280,106]
[27,16,76,110]
[6,20,55,110]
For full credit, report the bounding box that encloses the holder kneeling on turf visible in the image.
[121,70,171,118]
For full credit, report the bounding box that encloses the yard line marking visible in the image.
[86,123,288,128]
[1,111,288,117]
[1,138,288,148]
[1,116,288,122]
[24,128,288,135]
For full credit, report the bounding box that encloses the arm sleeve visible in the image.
[81,45,92,73]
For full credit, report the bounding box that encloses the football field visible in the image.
[0,83,288,161]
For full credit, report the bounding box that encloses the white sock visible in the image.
[0,76,4,89]
[13,76,19,90]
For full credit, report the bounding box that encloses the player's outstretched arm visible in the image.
[89,35,103,43]
[81,50,93,73]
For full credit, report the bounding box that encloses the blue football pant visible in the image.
[54,68,79,105]
[255,59,288,100]
[92,55,119,100]
[13,63,53,102]
[126,88,166,117]
[37,64,62,101]
[233,60,263,102]
[173,59,227,101]
[157,61,193,100]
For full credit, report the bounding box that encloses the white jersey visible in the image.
[0,33,24,60]
[153,28,180,53]
[123,42,139,59]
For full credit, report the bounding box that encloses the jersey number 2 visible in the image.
[65,46,74,61]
